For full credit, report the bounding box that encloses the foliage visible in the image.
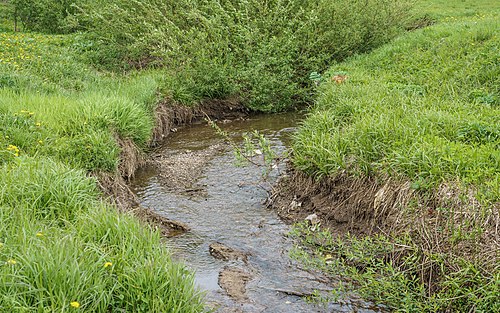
[292,14,500,201]
[9,0,82,33]
[289,2,500,311]
[290,223,499,312]
[6,0,412,112]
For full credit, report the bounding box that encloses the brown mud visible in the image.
[268,168,414,236]
[210,243,249,263]
[218,267,252,301]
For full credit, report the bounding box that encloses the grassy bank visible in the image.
[0,31,205,312]
[288,0,499,311]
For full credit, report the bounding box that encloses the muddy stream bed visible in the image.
[131,113,381,313]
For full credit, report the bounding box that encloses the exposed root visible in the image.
[268,169,414,235]
[152,97,247,146]
[116,136,145,180]
[93,171,138,211]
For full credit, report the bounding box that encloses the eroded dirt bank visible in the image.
[268,166,499,294]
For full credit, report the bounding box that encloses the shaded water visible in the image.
[131,113,380,312]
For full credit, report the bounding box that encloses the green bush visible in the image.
[71,0,412,111]
[10,0,82,33]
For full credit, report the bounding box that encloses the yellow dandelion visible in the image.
[104,262,113,268]
[36,232,44,237]
[38,140,43,144]
[7,259,16,265]
[70,301,80,308]
[35,122,41,127]
[7,145,19,152]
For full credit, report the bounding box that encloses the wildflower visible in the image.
[38,140,43,144]
[104,262,113,268]
[7,144,20,156]
[36,232,44,237]
[70,301,80,308]
[6,259,16,265]
[36,122,41,127]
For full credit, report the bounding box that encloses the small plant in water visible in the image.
[206,117,283,183]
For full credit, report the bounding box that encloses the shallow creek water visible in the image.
[131,113,381,313]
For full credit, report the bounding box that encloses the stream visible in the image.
[131,113,381,313]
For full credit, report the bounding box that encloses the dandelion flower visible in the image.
[38,140,43,144]
[70,301,80,308]
[104,262,113,268]
[7,259,16,265]
[36,232,44,237]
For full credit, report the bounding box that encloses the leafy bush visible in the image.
[10,0,82,33]
[10,0,409,111]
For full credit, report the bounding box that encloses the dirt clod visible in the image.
[218,267,252,301]
[134,206,190,237]
[209,243,249,262]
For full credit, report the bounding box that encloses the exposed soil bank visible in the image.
[269,166,499,292]
[269,168,414,236]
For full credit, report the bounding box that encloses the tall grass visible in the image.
[293,15,499,200]
[0,19,204,310]
[0,159,203,312]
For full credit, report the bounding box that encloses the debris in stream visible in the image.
[218,267,252,301]
[133,206,189,237]
[209,242,249,262]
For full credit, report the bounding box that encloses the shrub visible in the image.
[73,0,412,111]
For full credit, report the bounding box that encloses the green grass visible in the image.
[290,1,499,311]
[0,158,203,312]
[0,23,204,312]
[293,7,499,201]
[290,223,500,312]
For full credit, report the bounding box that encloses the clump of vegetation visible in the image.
[288,1,499,311]
[6,0,412,112]
[0,158,203,312]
